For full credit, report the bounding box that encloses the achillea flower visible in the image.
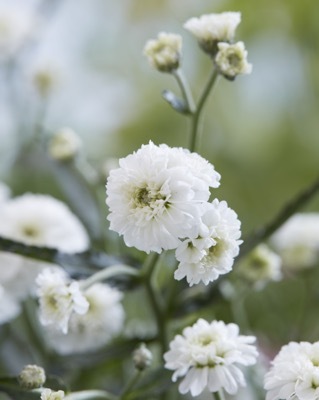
[174,199,242,286]
[270,213,319,271]
[48,127,82,162]
[264,341,319,400]
[106,141,220,254]
[144,32,182,73]
[36,267,89,334]
[164,319,258,396]
[236,244,282,289]
[45,283,125,354]
[40,389,64,400]
[215,41,252,80]
[184,12,241,56]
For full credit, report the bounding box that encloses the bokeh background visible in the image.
[0,0,319,397]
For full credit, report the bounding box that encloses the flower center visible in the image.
[228,52,241,67]
[21,225,40,239]
[133,185,168,210]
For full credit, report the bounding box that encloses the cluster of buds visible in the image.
[144,11,252,81]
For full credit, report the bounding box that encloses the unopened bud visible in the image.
[48,127,82,162]
[133,343,152,371]
[18,364,46,389]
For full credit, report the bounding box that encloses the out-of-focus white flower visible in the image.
[164,318,258,397]
[48,128,82,162]
[36,267,89,334]
[270,213,319,271]
[0,3,37,60]
[32,65,59,97]
[41,388,65,400]
[184,12,241,55]
[144,32,182,72]
[264,341,319,400]
[0,284,20,324]
[18,364,46,390]
[106,141,220,254]
[236,244,282,289]
[0,193,89,251]
[44,283,125,354]
[0,182,10,203]
[133,343,153,371]
[215,41,252,80]
[174,199,242,286]
[0,194,89,305]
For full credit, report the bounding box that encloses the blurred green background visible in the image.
[1,0,319,392]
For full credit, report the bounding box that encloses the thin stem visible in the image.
[189,67,219,152]
[213,389,226,400]
[141,253,168,355]
[80,264,139,290]
[119,370,142,400]
[239,175,319,259]
[173,69,196,114]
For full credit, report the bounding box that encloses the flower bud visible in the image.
[133,343,152,371]
[215,41,252,80]
[144,32,182,73]
[48,128,82,162]
[41,388,65,400]
[18,364,46,389]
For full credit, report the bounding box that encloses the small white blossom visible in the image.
[18,364,46,389]
[174,199,242,286]
[106,142,220,254]
[236,244,282,289]
[264,341,319,400]
[164,318,258,397]
[48,128,82,162]
[36,267,89,334]
[184,12,241,55]
[270,213,319,271]
[41,389,65,400]
[144,32,182,72]
[215,41,252,80]
[44,283,125,354]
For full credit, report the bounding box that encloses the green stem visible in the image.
[80,264,139,290]
[141,253,168,355]
[190,67,219,152]
[173,69,196,114]
[213,389,226,400]
[119,370,142,400]
[239,175,319,259]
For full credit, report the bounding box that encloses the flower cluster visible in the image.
[264,341,319,400]
[164,318,258,396]
[184,11,252,80]
[106,141,242,285]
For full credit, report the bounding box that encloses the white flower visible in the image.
[41,389,65,400]
[144,32,182,72]
[174,199,242,286]
[44,283,125,354]
[106,142,220,254]
[164,318,258,397]
[48,128,82,162]
[215,41,252,80]
[36,267,89,334]
[270,213,319,271]
[264,341,319,400]
[0,182,10,203]
[184,12,241,55]
[236,244,282,289]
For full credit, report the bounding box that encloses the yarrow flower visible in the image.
[40,389,65,400]
[48,127,82,162]
[174,199,242,286]
[144,32,182,73]
[184,12,241,55]
[215,41,252,80]
[236,244,282,289]
[164,318,258,397]
[106,141,220,254]
[44,283,125,354]
[264,341,319,400]
[270,213,319,271]
[36,267,89,334]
